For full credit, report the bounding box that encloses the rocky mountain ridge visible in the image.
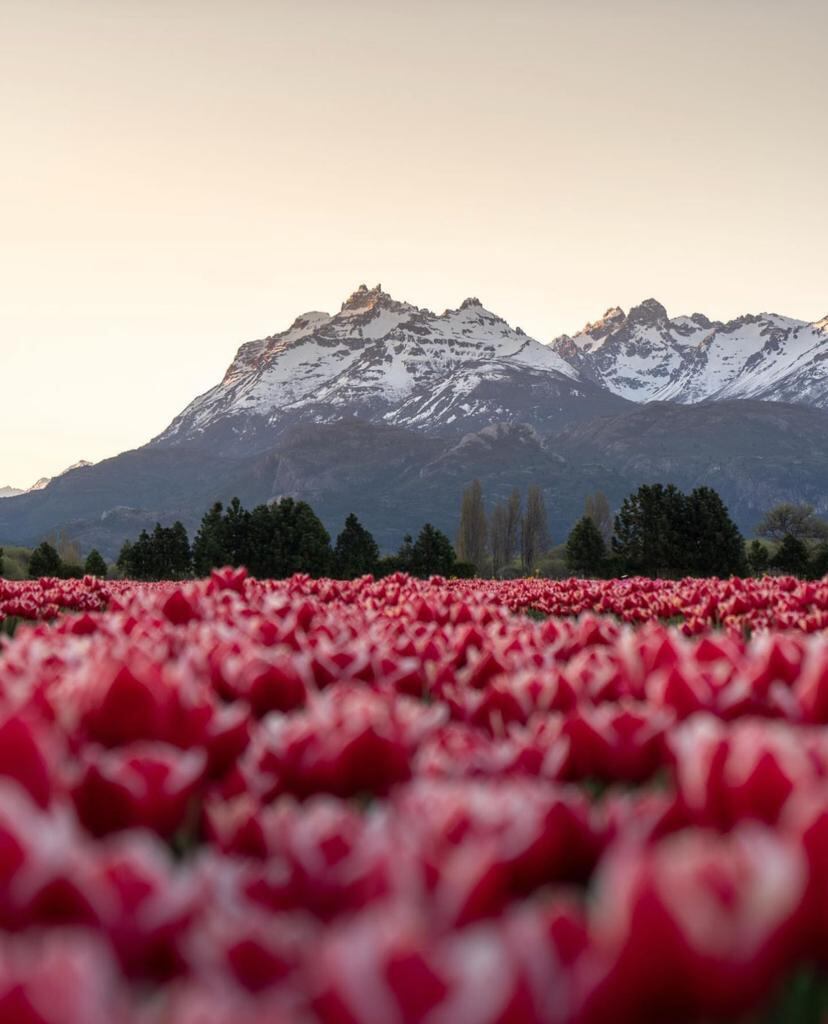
[551,299,828,407]
[156,284,628,453]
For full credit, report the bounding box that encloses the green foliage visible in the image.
[84,549,108,578]
[117,522,192,581]
[747,539,771,576]
[247,498,332,578]
[409,523,457,578]
[773,533,810,576]
[28,542,62,578]
[566,515,607,576]
[189,497,332,579]
[375,555,404,576]
[57,563,85,579]
[223,497,251,567]
[612,483,745,578]
[810,542,828,580]
[684,486,747,577]
[333,513,380,579]
[757,503,828,543]
[192,502,228,576]
[612,483,687,577]
[0,546,32,580]
[451,561,477,579]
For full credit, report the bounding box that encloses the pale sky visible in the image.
[1,0,826,489]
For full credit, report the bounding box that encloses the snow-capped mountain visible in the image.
[5,284,828,556]
[0,462,94,501]
[551,299,828,407]
[157,284,627,452]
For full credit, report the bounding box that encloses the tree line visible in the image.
[6,488,827,583]
[566,484,746,577]
[566,488,828,579]
[11,539,108,580]
[457,483,551,575]
[455,479,828,580]
[115,497,471,581]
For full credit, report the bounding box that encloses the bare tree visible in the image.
[521,485,550,572]
[756,503,828,542]
[506,488,522,564]
[45,529,82,567]
[456,479,488,572]
[584,491,613,544]
[490,502,509,577]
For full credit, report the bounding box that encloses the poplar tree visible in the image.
[521,485,550,572]
[506,488,522,563]
[456,479,488,573]
[584,491,613,544]
[490,502,509,577]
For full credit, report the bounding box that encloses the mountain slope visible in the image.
[0,461,93,500]
[3,286,828,557]
[551,300,828,407]
[157,284,629,453]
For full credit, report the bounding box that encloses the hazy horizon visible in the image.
[2,0,827,489]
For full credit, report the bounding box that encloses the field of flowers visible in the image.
[1,569,828,1022]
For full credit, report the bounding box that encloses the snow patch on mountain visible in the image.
[157,284,588,446]
[551,301,828,408]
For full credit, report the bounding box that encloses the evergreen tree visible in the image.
[456,479,488,573]
[223,497,251,567]
[521,485,550,572]
[772,533,810,576]
[684,486,747,577]
[747,539,770,576]
[159,521,192,578]
[84,549,108,577]
[612,483,686,577]
[395,534,415,573]
[566,516,607,576]
[333,513,380,578]
[192,502,228,576]
[810,542,828,580]
[254,498,332,578]
[115,523,191,580]
[246,503,276,578]
[28,541,61,578]
[116,540,135,578]
[410,524,456,577]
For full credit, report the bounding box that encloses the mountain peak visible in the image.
[579,305,626,341]
[627,298,668,325]
[340,283,392,314]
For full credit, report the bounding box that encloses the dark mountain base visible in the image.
[3,400,828,558]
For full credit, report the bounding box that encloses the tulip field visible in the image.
[3,571,828,1023]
